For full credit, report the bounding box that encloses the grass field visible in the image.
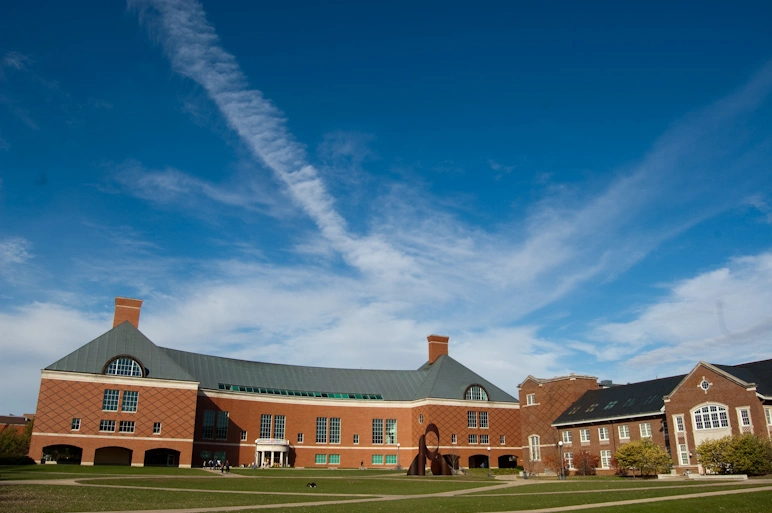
[1,465,770,513]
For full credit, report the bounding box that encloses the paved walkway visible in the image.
[2,475,771,513]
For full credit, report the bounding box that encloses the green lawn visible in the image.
[0,483,366,513]
[79,475,491,494]
[1,465,770,513]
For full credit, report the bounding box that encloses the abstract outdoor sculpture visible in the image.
[407,422,453,476]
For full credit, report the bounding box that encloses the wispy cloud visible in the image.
[583,252,772,381]
[0,237,33,282]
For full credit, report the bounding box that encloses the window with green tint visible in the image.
[315,454,326,464]
[385,454,396,465]
[202,410,215,439]
[215,411,229,440]
[329,454,340,464]
[371,454,383,465]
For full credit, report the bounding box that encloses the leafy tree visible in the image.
[0,421,33,458]
[574,450,598,476]
[697,434,772,475]
[614,439,671,477]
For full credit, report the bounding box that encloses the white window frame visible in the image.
[99,419,115,432]
[765,407,772,426]
[468,434,478,444]
[315,454,327,465]
[241,430,247,441]
[452,433,457,444]
[693,404,730,430]
[737,407,752,428]
[640,422,652,438]
[479,411,489,428]
[297,433,304,443]
[580,428,590,443]
[121,390,138,413]
[564,451,574,469]
[598,427,610,441]
[153,422,162,435]
[119,420,135,433]
[500,435,505,445]
[467,411,477,428]
[674,415,685,432]
[353,434,359,444]
[600,450,611,469]
[562,430,572,443]
[71,418,81,431]
[618,425,630,439]
[480,434,489,445]
[526,393,536,405]
[529,435,541,461]
[678,443,689,465]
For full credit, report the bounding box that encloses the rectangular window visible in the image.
[329,454,340,465]
[564,452,574,469]
[766,408,772,426]
[640,423,652,438]
[562,430,572,443]
[71,418,81,431]
[121,390,138,412]
[385,454,397,465]
[580,428,590,443]
[102,389,119,411]
[480,434,489,445]
[99,419,115,432]
[260,414,272,439]
[468,434,478,444]
[526,393,536,405]
[274,415,285,440]
[385,419,397,444]
[297,433,304,443]
[330,418,341,444]
[598,427,609,441]
[316,417,328,443]
[372,419,383,444]
[202,410,215,439]
[215,411,229,440]
[618,425,630,439]
[739,409,751,427]
[678,444,689,465]
[351,434,359,444]
[119,420,135,433]
[499,435,505,445]
[529,435,541,461]
[315,454,326,464]
[452,434,457,444]
[468,411,477,428]
[241,430,247,441]
[600,450,611,469]
[480,411,489,428]
[153,422,162,435]
[372,454,383,465]
[675,416,685,432]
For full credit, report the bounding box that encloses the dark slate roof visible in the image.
[552,375,685,427]
[45,322,517,403]
[713,358,772,397]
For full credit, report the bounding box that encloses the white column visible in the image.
[279,451,284,467]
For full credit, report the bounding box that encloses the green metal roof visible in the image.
[45,322,518,403]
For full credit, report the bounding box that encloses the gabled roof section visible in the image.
[552,374,684,427]
[45,322,196,383]
[713,358,772,397]
[415,354,517,402]
[518,373,598,389]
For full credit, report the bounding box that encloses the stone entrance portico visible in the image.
[255,438,289,467]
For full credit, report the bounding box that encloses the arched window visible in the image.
[529,435,541,461]
[465,385,489,401]
[693,404,729,430]
[104,357,144,377]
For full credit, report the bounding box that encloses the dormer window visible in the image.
[465,385,489,401]
[104,357,143,377]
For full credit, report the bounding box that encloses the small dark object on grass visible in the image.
[306,482,317,488]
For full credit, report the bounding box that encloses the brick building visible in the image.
[28,298,520,468]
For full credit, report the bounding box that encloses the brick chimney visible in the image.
[427,335,449,364]
[113,297,143,328]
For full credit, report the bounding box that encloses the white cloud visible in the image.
[584,252,772,379]
[0,237,33,282]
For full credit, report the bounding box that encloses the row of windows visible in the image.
[74,417,162,434]
[467,411,488,428]
[467,434,490,445]
[102,390,138,413]
[372,418,398,444]
[314,454,400,465]
[560,423,652,445]
[218,383,383,400]
[558,450,613,469]
[259,414,286,439]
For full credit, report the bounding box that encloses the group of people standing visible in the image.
[204,458,230,473]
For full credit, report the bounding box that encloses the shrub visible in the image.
[697,434,772,475]
[0,455,35,465]
[614,439,671,477]
[574,450,598,476]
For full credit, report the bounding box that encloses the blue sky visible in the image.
[2,0,772,415]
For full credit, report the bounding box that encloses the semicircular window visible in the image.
[105,357,143,377]
[465,385,489,401]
